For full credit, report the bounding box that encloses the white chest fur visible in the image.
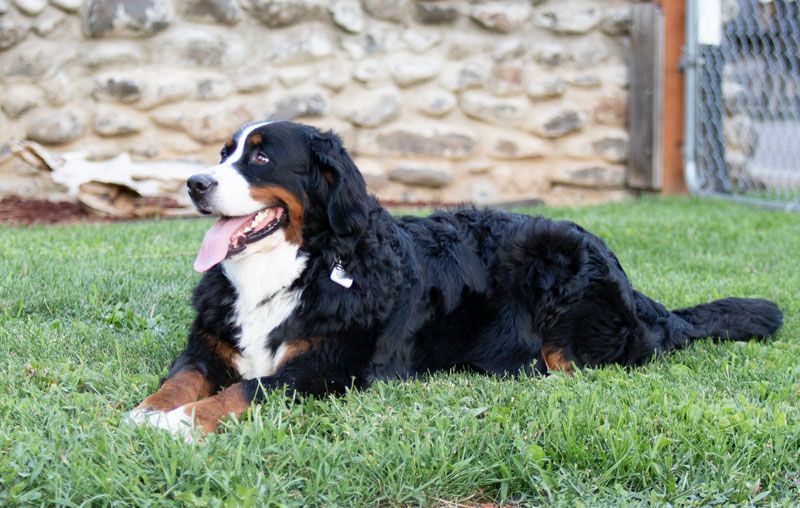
[222,232,307,380]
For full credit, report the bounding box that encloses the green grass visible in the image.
[1,196,799,507]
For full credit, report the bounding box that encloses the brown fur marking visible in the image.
[248,133,262,145]
[181,383,250,434]
[203,332,240,370]
[276,337,325,371]
[249,186,304,245]
[135,370,214,412]
[542,347,573,373]
[225,139,234,149]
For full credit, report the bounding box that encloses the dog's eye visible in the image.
[251,152,269,164]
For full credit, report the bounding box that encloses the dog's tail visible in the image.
[637,294,783,353]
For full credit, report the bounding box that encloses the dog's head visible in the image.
[188,121,368,272]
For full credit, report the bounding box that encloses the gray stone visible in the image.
[570,35,610,68]
[269,30,333,64]
[353,158,388,190]
[470,179,500,205]
[488,132,548,160]
[534,2,601,35]
[180,0,242,25]
[470,1,531,33]
[341,26,401,59]
[233,68,273,93]
[389,164,452,188]
[0,0,8,13]
[1,84,42,118]
[415,1,459,24]
[0,176,47,197]
[527,107,585,138]
[50,0,82,12]
[463,159,493,175]
[353,60,385,86]
[532,42,567,67]
[329,0,363,33]
[416,89,456,117]
[446,34,478,59]
[389,56,441,87]
[344,87,401,127]
[439,61,488,91]
[278,66,313,87]
[567,74,601,88]
[164,28,246,67]
[492,39,525,62]
[40,71,75,106]
[360,124,478,159]
[268,92,328,120]
[592,134,629,163]
[93,75,144,103]
[401,29,441,53]
[82,42,143,69]
[555,165,625,188]
[363,0,410,23]
[593,92,627,125]
[4,42,65,79]
[136,77,192,110]
[13,0,47,16]
[601,6,631,35]
[316,62,351,91]
[183,105,254,143]
[459,91,527,126]
[94,107,143,136]
[0,17,30,51]
[150,106,186,131]
[246,0,326,27]
[195,76,233,101]
[488,63,525,97]
[26,108,86,145]
[526,78,567,101]
[34,10,66,36]
[83,0,173,38]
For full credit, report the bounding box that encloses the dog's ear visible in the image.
[308,129,369,236]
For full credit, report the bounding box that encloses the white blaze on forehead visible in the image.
[196,121,274,217]
[225,120,273,165]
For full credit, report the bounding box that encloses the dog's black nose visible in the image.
[187,174,218,200]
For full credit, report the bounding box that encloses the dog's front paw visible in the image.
[124,406,199,444]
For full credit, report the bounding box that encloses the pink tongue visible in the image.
[193,215,254,273]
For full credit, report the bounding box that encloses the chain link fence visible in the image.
[685,0,800,210]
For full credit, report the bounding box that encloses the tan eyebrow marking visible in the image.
[224,139,234,148]
[248,134,262,145]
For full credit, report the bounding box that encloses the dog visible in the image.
[127,120,783,440]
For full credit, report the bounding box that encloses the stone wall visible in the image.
[0,0,644,207]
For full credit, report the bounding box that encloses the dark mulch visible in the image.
[0,196,99,226]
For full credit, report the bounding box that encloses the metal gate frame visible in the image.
[682,0,800,212]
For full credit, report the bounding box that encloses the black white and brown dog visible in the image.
[127,120,783,441]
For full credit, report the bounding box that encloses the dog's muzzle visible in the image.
[187,174,217,212]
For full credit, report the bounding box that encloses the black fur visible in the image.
[169,121,783,407]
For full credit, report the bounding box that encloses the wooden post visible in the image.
[628,4,664,190]
[655,0,687,193]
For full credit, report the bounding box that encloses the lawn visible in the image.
[1,196,799,507]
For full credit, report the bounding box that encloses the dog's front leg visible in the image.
[134,369,216,413]
[126,359,219,433]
